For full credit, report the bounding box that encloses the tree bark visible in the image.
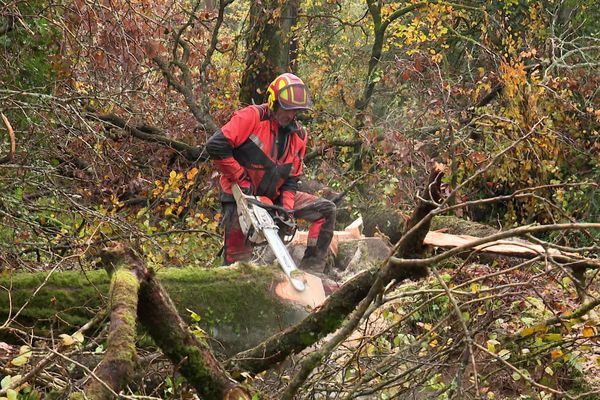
[136,260,251,399]
[0,264,310,355]
[79,249,142,399]
[239,0,301,105]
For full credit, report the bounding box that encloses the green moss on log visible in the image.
[429,215,498,237]
[0,269,110,332]
[0,265,302,352]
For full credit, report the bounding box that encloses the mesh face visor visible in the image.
[277,83,313,111]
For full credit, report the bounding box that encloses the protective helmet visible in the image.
[267,73,313,111]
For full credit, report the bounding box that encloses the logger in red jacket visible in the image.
[206,73,336,272]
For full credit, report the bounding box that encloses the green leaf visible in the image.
[6,390,16,400]
[13,187,23,201]
[520,316,536,325]
[187,308,201,322]
[1,375,11,390]
[10,355,29,366]
[543,333,562,342]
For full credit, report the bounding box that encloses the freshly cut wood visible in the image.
[274,272,326,307]
[290,217,364,256]
[423,231,599,267]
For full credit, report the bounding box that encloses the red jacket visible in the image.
[206,104,307,209]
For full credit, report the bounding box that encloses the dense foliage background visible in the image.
[1,0,599,399]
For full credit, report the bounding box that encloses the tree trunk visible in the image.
[76,250,141,399]
[239,0,300,105]
[134,255,250,399]
[0,264,310,355]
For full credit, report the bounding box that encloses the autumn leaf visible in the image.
[582,326,595,338]
[550,349,563,359]
[10,355,29,367]
[59,333,75,346]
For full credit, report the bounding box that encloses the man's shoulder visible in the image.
[290,121,307,141]
[236,103,270,121]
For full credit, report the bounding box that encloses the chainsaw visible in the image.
[231,183,306,291]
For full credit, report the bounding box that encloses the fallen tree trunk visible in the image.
[71,250,141,400]
[227,165,445,374]
[127,251,251,399]
[0,265,311,355]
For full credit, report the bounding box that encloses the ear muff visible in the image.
[267,85,276,111]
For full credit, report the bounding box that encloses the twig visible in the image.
[0,310,108,396]
[0,113,16,164]
[431,265,480,396]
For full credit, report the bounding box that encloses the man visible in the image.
[206,73,336,272]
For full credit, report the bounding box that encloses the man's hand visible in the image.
[273,211,296,238]
[257,196,273,205]
[238,172,252,194]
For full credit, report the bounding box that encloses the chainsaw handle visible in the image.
[246,197,294,220]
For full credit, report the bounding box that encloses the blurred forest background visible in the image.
[1,0,599,399]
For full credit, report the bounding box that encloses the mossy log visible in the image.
[123,250,251,399]
[77,250,141,400]
[0,264,308,355]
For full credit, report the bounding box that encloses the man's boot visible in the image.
[298,230,333,273]
[297,245,327,272]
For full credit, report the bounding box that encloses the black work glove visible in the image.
[273,211,296,239]
[237,172,253,195]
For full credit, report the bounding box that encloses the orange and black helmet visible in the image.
[267,73,313,111]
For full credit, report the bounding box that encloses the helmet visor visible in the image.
[277,83,313,111]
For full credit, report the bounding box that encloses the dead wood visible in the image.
[393,163,445,258]
[423,231,600,269]
[0,113,16,164]
[88,110,207,162]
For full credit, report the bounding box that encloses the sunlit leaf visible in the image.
[543,333,562,342]
[550,349,563,359]
[498,349,511,360]
[1,375,11,390]
[10,355,29,367]
[520,327,535,337]
[187,308,202,322]
[59,333,75,346]
[72,331,84,343]
[582,326,595,338]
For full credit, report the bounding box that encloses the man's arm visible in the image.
[206,107,257,184]
[280,176,299,210]
[279,126,308,209]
